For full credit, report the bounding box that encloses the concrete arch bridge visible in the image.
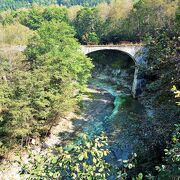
[81,44,147,97]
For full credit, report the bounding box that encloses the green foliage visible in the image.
[87,32,100,45]
[0,22,33,45]
[155,88,180,179]
[171,86,180,106]
[20,134,112,179]
[0,57,34,154]
[19,6,68,30]
[42,6,68,22]
[156,124,180,179]
[1,0,178,44]
[144,27,179,104]
[0,11,15,25]
[0,0,57,11]
[71,0,179,43]
[57,0,110,7]
[74,7,103,44]
[25,20,93,119]
[21,7,45,30]
[0,0,110,11]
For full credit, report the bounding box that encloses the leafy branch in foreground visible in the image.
[20,134,111,179]
[171,86,180,106]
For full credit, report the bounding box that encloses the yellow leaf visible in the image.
[83,152,88,159]
[171,85,177,91]
[93,157,97,164]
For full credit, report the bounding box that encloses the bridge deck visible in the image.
[83,43,143,47]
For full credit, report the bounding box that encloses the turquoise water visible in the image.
[89,79,127,120]
[75,75,145,163]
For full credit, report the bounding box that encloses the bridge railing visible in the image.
[84,42,144,47]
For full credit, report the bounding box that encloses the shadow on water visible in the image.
[57,90,114,144]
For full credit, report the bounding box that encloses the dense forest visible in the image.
[0,0,179,179]
[0,0,110,11]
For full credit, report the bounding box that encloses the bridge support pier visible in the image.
[132,67,146,98]
[132,67,139,98]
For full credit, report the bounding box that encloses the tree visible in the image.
[125,0,179,39]
[25,20,93,120]
[57,0,110,7]
[0,0,110,11]
[0,57,34,155]
[0,22,33,45]
[155,87,180,179]
[87,32,100,44]
[109,0,133,21]
[42,5,68,22]
[96,2,110,21]
[0,0,57,11]
[94,0,179,43]
[73,7,103,44]
[21,6,44,30]
[21,6,69,30]
[68,5,82,21]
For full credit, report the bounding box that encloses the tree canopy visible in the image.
[0,0,110,11]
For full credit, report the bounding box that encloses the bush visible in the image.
[20,134,112,179]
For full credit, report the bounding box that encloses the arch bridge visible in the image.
[81,44,147,97]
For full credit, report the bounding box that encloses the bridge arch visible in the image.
[81,44,147,97]
[84,49,137,66]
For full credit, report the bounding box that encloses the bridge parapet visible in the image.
[83,43,144,47]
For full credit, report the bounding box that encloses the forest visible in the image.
[0,0,110,11]
[0,0,179,179]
